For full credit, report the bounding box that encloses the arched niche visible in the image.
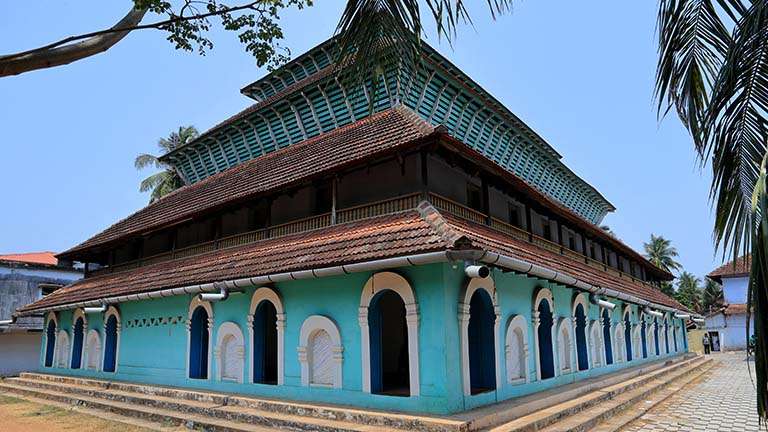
[533,287,556,381]
[298,315,343,388]
[601,308,614,365]
[85,329,102,370]
[359,272,420,397]
[505,315,529,384]
[187,297,213,379]
[639,311,649,359]
[459,276,501,395]
[614,324,625,363]
[215,321,246,383]
[589,319,604,367]
[56,329,70,368]
[248,287,285,385]
[556,317,575,374]
[103,306,121,373]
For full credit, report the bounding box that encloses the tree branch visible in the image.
[0,2,267,77]
[0,8,148,77]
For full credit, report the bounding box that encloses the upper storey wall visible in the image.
[161,40,614,224]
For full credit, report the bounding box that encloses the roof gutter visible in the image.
[16,249,701,319]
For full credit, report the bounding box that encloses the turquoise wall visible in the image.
[39,263,687,415]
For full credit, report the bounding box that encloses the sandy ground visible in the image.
[0,394,156,432]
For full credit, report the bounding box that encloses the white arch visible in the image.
[572,293,590,317]
[532,287,557,380]
[589,320,604,367]
[215,322,246,383]
[56,329,70,368]
[103,306,122,373]
[459,276,501,395]
[632,324,642,360]
[187,297,214,379]
[298,315,343,388]
[556,317,575,374]
[505,315,529,384]
[359,272,420,396]
[85,329,102,370]
[248,287,286,385]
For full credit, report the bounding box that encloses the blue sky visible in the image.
[0,2,720,279]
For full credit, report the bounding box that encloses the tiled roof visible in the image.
[62,107,435,257]
[706,303,748,318]
[707,255,751,282]
[20,206,684,315]
[21,211,451,314]
[440,214,687,310]
[0,251,58,266]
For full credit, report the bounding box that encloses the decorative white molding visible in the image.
[56,329,70,368]
[298,315,343,388]
[459,276,501,395]
[505,315,529,384]
[248,287,286,385]
[532,287,556,381]
[215,321,246,383]
[187,298,213,379]
[359,272,420,396]
[103,306,122,373]
[85,329,102,370]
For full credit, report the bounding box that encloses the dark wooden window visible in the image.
[313,182,333,214]
[542,222,552,241]
[509,204,521,227]
[467,183,482,209]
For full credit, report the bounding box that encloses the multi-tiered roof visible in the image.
[18,40,687,316]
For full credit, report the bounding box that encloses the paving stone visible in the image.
[620,352,761,432]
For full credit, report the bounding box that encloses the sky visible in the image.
[0,1,721,280]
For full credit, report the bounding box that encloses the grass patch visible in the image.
[0,395,24,405]
[22,405,66,418]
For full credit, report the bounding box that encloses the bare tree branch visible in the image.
[0,8,148,77]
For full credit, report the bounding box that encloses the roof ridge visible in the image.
[415,201,473,249]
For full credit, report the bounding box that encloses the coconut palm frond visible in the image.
[708,2,768,261]
[643,234,683,274]
[134,153,161,170]
[655,0,732,150]
[138,171,171,193]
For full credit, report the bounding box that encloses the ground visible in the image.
[621,352,763,432]
[0,394,157,432]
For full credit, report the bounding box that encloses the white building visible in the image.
[0,252,82,376]
[704,256,754,351]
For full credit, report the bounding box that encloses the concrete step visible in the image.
[458,354,699,430]
[588,359,717,432]
[485,356,712,432]
[0,381,278,432]
[4,374,463,432]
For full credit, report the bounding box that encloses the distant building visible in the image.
[705,256,753,351]
[0,252,82,376]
